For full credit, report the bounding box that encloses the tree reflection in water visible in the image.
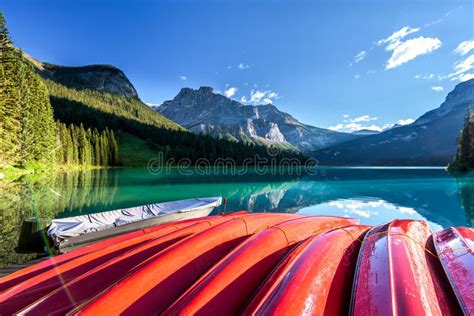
[0,170,117,267]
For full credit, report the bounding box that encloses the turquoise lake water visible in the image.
[1,167,473,266]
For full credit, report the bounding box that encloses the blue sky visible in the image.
[2,0,473,132]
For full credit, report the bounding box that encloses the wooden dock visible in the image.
[0,257,48,277]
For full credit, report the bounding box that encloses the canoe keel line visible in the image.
[0,212,472,315]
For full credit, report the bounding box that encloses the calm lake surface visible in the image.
[1,167,473,267]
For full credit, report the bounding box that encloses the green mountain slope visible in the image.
[45,79,183,132]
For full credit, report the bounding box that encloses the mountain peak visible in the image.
[198,86,214,93]
[157,86,358,152]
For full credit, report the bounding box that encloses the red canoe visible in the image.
[434,226,474,314]
[350,220,460,315]
[243,225,370,315]
[0,213,472,315]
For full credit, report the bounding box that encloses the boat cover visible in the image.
[47,197,222,242]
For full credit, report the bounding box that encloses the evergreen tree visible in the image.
[458,103,472,163]
[93,129,101,166]
[108,129,119,165]
[449,102,474,172]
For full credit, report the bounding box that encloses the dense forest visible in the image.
[56,122,119,166]
[0,13,56,168]
[448,103,474,172]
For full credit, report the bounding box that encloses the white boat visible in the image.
[48,196,223,253]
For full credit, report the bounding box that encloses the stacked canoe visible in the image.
[0,212,472,315]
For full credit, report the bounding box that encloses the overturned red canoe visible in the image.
[243,225,370,315]
[434,226,474,314]
[351,220,460,315]
[0,213,472,316]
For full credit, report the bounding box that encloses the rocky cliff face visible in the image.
[22,52,139,99]
[155,87,358,152]
[40,64,139,98]
[314,79,474,165]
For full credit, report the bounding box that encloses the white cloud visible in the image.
[329,115,415,133]
[457,73,474,82]
[438,54,474,82]
[452,54,474,75]
[376,26,420,50]
[367,70,376,75]
[432,86,444,92]
[328,124,345,131]
[454,40,474,56]
[329,115,382,132]
[350,115,378,123]
[397,118,415,125]
[145,102,160,107]
[241,89,279,105]
[386,37,441,69]
[238,63,250,70]
[179,75,187,81]
[354,74,361,80]
[425,18,443,27]
[328,122,385,133]
[354,51,367,63]
[224,87,238,98]
[250,90,265,103]
[376,26,441,70]
[227,65,232,69]
[415,73,435,80]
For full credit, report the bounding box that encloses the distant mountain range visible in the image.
[155,87,360,152]
[314,79,474,165]
[351,129,381,136]
[156,79,473,165]
[24,52,473,166]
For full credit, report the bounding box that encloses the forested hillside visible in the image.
[448,104,474,172]
[47,80,304,165]
[0,13,56,168]
[45,79,183,132]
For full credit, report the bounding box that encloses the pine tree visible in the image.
[449,102,474,172]
[93,129,101,166]
[87,128,94,166]
[108,129,119,165]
